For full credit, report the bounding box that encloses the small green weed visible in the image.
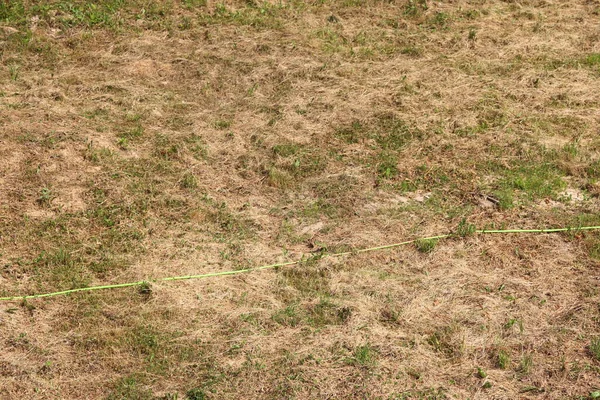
[37,187,54,206]
[116,137,129,149]
[504,318,523,332]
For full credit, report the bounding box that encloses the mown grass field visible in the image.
[1,0,600,398]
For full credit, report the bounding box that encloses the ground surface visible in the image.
[1,0,600,398]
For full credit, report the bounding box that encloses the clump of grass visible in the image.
[268,167,294,188]
[399,388,448,398]
[272,304,301,327]
[501,163,566,200]
[588,240,600,260]
[415,238,438,253]
[346,343,377,367]
[107,375,153,400]
[186,388,207,400]
[519,353,533,374]
[9,63,20,80]
[590,337,600,361]
[373,114,417,151]
[427,325,463,359]
[37,187,54,206]
[400,46,423,57]
[281,255,330,295]
[307,299,351,327]
[33,248,91,291]
[138,281,152,296]
[582,53,600,67]
[404,0,428,16]
[468,28,477,40]
[377,152,399,179]
[272,143,301,157]
[379,306,401,324]
[493,189,515,210]
[214,119,231,129]
[181,172,198,189]
[497,349,511,369]
[456,218,476,237]
[334,120,364,144]
[269,143,327,181]
[153,133,180,161]
[204,202,254,238]
[586,160,600,179]
[429,11,450,29]
[476,367,487,379]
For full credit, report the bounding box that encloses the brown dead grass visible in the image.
[1,0,600,398]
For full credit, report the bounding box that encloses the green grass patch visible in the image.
[107,374,154,400]
[0,0,126,29]
[346,343,377,367]
[281,255,330,295]
[582,53,600,68]
[198,2,286,29]
[491,162,566,208]
[270,143,327,181]
[32,248,91,291]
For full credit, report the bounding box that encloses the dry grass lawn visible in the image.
[1,0,600,398]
